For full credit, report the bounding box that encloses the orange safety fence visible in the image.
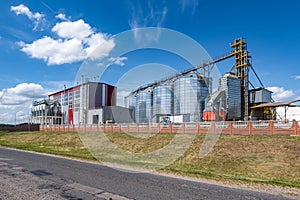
[40,121,300,136]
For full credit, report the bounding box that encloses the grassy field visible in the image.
[0,131,299,189]
[0,131,94,160]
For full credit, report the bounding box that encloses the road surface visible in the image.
[0,146,296,200]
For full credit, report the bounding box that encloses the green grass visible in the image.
[162,134,300,188]
[0,131,94,160]
[0,131,300,189]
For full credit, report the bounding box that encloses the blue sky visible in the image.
[0,0,299,124]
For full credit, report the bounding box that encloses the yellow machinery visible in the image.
[231,38,252,120]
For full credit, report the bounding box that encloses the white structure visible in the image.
[276,107,300,121]
[31,99,62,125]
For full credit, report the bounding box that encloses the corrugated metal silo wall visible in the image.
[153,85,173,116]
[125,95,136,122]
[136,90,152,123]
[174,74,208,122]
[221,75,241,120]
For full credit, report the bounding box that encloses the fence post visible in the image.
[157,123,160,133]
[248,121,252,135]
[293,120,297,135]
[269,121,274,135]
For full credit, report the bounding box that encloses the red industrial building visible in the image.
[48,82,116,125]
[32,81,134,125]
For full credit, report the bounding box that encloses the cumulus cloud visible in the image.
[55,13,69,21]
[295,75,300,80]
[0,83,47,109]
[10,4,47,31]
[18,36,86,65]
[0,81,76,124]
[267,86,295,102]
[52,19,93,40]
[0,111,29,124]
[18,19,115,65]
[84,33,115,60]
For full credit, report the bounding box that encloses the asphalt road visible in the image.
[0,146,295,200]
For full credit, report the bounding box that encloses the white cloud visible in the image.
[0,111,29,124]
[129,2,168,42]
[179,0,199,13]
[84,33,115,60]
[16,111,28,121]
[267,86,295,101]
[18,36,86,65]
[108,57,128,66]
[295,75,300,80]
[0,81,80,124]
[117,90,131,106]
[0,83,47,109]
[55,13,69,21]
[52,19,92,40]
[10,4,43,20]
[18,19,115,65]
[0,113,16,124]
[11,4,47,31]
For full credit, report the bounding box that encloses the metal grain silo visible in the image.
[220,73,241,120]
[174,73,209,122]
[135,88,152,123]
[125,94,137,122]
[153,84,173,117]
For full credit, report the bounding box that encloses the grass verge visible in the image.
[0,131,94,160]
[0,131,299,189]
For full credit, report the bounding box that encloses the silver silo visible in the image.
[153,84,173,117]
[135,88,152,123]
[219,72,241,120]
[125,94,137,122]
[174,73,209,122]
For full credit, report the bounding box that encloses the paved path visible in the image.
[0,146,296,200]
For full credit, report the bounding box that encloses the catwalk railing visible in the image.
[40,121,300,136]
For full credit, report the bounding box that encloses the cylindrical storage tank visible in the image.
[135,88,152,123]
[174,73,208,122]
[153,84,173,117]
[125,94,137,122]
[220,73,241,120]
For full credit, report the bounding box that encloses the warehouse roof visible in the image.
[251,99,300,109]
